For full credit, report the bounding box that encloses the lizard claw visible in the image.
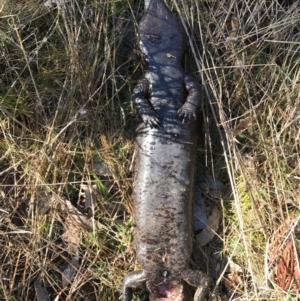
[142,114,161,128]
[178,106,197,124]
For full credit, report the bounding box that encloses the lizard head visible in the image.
[138,0,187,66]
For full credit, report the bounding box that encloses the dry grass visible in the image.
[0,0,299,300]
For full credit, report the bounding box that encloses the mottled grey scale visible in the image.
[122,0,211,300]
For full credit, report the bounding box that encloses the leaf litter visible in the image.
[268,213,300,292]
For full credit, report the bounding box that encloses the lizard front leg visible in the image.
[178,75,202,123]
[122,270,146,301]
[133,77,160,128]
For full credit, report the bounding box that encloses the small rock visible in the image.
[205,174,224,191]
[199,182,209,194]
[94,158,112,176]
[83,5,93,22]
[34,280,50,301]
[209,189,223,199]
[62,256,79,287]
[144,0,151,10]
[44,0,67,7]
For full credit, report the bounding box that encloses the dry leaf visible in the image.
[223,258,243,293]
[268,214,300,292]
[229,15,240,38]
[193,188,210,231]
[80,183,99,217]
[58,190,106,287]
[232,117,253,136]
[61,199,106,232]
[196,206,221,246]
